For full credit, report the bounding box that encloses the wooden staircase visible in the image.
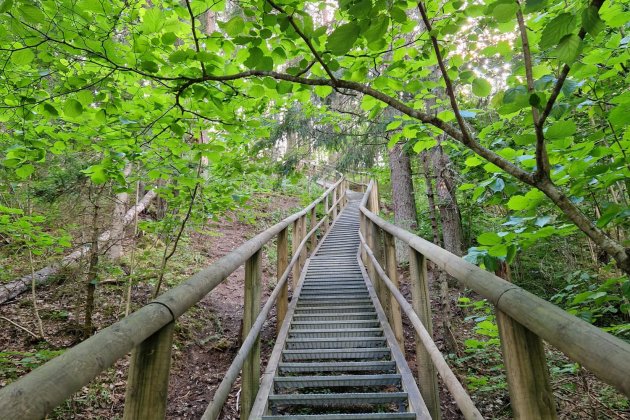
[249,196,428,419]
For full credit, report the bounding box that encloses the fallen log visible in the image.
[0,190,157,304]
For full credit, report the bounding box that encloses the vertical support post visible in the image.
[276,228,289,335]
[408,247,440,419]
[360,213,367,265]
[324,194,329,232]
[371,224,388,316]
[291,219,301,288]
[383,231,404,354]
[300,215,307,264]
[241,250,262,419]
[495,262,557,419]
[124,322,175,420]
[332,186,338,220]
[310,206,317,250]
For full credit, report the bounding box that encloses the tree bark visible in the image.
[0,190,157,305]
[107,165,133,260]
[388,142,418,262]
[420,151,442,247]
[432,146,464,258]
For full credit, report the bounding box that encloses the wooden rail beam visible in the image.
[276,228,289,334]
[123,322,175,420]
[408,247,441,419]
[241,250,262,419]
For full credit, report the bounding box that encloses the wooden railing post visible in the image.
[299,215,307,266]
[408,247,440,419]
[324,194,329,232]
[241,250,262,419]
[383,231,404,354]
[332,186,338,220]
[310,206,317,250]
[276,228,289,335]
[291,218,301,288]
[371,225,389,316]
[124,321,175,420]
[495,262,557,419]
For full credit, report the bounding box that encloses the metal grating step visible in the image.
[292,313,378,321]
[268,392,409,408]
[285,337,387,350]
[262,414,416,420]
[274,374,402,390]
[278,361,397,375]
[290,320,381,329]
[288,328,384,338]
[282,348,391,361]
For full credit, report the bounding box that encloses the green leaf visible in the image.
[18,4,45,23]
[63,99,83,117]
[10,48,34,65]
[546,120,576,138]
[540,13,576,50]
[314,85,333,98]
[244,47,263,69]
[492,3,518,22]
[140,8,164,34]
[364,15,389,43]
[555,34,581,64]
[472,78,492,97]
[140,60,159,73]
[582,6,605,36]
[0,0,13,13]
[478,232,502,245]
[326,23,360,56]
[224,16,245,37]
[524,0,546,13]
[15,164,34,179]
[43,103,59,117]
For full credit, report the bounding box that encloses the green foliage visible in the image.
[0,349,65,381]
[551,271,630,337]
[454,297,507,394]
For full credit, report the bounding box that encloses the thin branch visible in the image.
[537,0,605,128]
[265,0,338,83]
[184,0,207,77]
[0,316,40,339]
[516,4,549,179]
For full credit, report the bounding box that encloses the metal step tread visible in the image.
[262,413,416,420]
[278,361,397,374]
[274,374,402,389]
[268,392,409,406]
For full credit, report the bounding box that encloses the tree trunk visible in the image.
[432,146,464,258]
[0,190,157,305]
[108,165,132,260]
[388,142,418,262]
[420,151,442,247]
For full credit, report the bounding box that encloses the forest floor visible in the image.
[1,191,629,419]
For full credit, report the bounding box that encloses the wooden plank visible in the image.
[495,263,557,418]
[300,215,307,268]
[123,321,175,420]
[408,247,440,419]
[241,250,262,419]
[276,228,289,334]
[384,231,404,354]
[332,186,338,220]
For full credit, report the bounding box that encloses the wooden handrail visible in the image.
[359,230,483,419]
[359,180,630,399]
[0,177,345,420]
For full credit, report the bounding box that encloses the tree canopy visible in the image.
[0,0,628,273]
